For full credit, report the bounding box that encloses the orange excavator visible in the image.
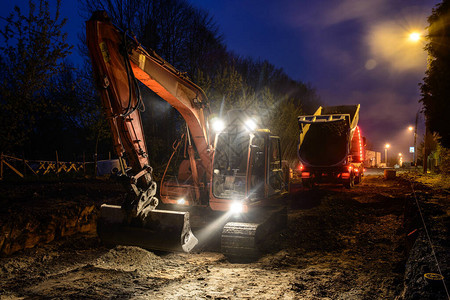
[86,11,287,260]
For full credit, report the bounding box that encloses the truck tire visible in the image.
[344,173,354,189]
[354,173,362,185]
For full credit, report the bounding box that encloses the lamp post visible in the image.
[406,111,420,167]
[408,126,413,163]
[408,124,417,166]
[407,31,430,173]
[385,144,390,166]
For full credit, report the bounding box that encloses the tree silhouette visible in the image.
[0,0,72,155]
[420,0,450,148]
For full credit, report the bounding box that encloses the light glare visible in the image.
[244,118,257,131]
[211,118,225,132]
[230,201,244,214]
[409,32,421,42]
[367,22,427,72]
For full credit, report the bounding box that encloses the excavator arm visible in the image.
[86,11,211,252]
[87,11,212,202]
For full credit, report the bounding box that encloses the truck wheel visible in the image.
[354,173,360,184]
[354,173,362,185]
[344,174,354,189]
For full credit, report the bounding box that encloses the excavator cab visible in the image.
[206,115,287,261]
[208,111,287,211]
[211,130,286,207]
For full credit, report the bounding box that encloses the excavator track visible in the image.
[221,222,260,260]
[220,207,287,262]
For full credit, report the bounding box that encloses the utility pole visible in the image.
[414,112,418,166]
[423,120,430,174]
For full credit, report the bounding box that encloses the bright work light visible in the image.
[211,117,225,132]
[230,201,244,214]
[244,118,257,131]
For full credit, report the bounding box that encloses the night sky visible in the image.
[0,0,441,161]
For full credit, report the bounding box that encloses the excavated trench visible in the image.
[0,174,448,299]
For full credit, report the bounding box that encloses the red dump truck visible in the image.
[297,105,365,188]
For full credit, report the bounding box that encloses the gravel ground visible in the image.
[0,172,448,299]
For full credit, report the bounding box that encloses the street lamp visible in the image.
[408,121,418,166]
[385,143,390,166]
[409,32,421,42]
[408,126,414,164]
[407,31,430,173]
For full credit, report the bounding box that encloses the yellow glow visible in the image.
[408,126,414,131]
[367,22,427,72]
[409,32,421,42]
[385,144,390,149]
[399,153,402,156]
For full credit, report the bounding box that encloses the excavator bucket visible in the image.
[97,204,198,253]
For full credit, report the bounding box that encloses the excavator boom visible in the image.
[86,11,210,252]
[86,11,211,176]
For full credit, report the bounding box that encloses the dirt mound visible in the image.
[95,245,162,272]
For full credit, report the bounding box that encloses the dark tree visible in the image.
[0,0,72,155]
[420,0,450,148]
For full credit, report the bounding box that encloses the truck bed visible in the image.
[297,104,360,167]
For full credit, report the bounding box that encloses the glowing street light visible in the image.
[398,153,403,167]
[385,144,390,166]
[409,32,421,42]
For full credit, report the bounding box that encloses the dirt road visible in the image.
[0,174,447,299]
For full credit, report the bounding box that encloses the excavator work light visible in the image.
[211,117,225,133]
[244,118,257,132]
[230,201,244,214]
[177,198,186,205]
